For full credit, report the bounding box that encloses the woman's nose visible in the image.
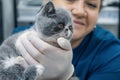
[71,1,87,17]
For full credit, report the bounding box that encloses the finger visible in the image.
[15,38,39,65]
[57,37,72,50]
[27,34,58,54]
[20,35,45,63]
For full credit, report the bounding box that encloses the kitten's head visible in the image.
[34,1,73,43]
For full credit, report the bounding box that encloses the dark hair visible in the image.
[100,0,103,11]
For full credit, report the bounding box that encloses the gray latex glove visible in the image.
[15,31,74,80]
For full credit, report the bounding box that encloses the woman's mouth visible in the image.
[74,20,85,26]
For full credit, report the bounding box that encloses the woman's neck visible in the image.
[71,38,84,49]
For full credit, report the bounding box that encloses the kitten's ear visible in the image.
[43,1,56,16]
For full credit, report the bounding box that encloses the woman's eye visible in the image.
[86,3,97,8]
[66,0,76,3]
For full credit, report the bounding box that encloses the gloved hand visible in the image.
[15,30,74,80]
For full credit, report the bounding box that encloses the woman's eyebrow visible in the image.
[86,0,100,4]
[86,0,99,2]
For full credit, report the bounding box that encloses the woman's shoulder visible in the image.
[92,25,120,58]
[93,25,118,40]
[89,25,120,74]
[74,25,120,54]
[84,25,120,52]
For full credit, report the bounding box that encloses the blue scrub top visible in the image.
[13,25,120,80]
[73,25,120,80]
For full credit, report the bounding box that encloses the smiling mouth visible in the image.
[74,20,85,26]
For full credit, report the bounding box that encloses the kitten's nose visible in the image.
[64,28,71,40]
[65,28,69,35]
[65,28,69,32]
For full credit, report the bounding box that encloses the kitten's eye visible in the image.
[58,23,64,29]
[69,25,73,32]
[54,23,64,32]
[69,25,73,30]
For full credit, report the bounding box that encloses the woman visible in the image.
[16,0,120,80]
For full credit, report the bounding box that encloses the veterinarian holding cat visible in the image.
[15,0,120,80]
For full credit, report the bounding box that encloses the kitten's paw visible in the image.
[36,64,45,76]
[35,64,45,80]
[15,56,28,68]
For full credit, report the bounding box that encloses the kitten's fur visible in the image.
[0,1,76,80]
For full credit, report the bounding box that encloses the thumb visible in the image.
[57,37,72,50]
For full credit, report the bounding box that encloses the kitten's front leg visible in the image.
[0,56,25,80]
[16,56,45,80]
[0,56,36,80]
[23,65,44,80]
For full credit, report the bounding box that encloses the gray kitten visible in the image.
[0,1,77,80]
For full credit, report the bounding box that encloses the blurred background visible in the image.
[0,0,120,44]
